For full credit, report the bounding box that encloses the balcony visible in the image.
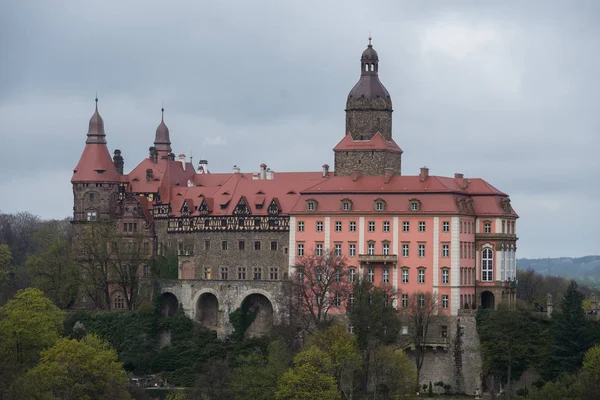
[475,232,518,241]
[358,254,398,264]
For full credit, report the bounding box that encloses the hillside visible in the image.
[518,256,600,286]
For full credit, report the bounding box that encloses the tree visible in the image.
[370,346,416,398]
[13,334,132,400]
[401,291,438,388]
[517,268,543,304]
[0,288,64,395]
[193,359,232,400]
[110,231,150,310]
[0,244,12,285]
[275,346,340,400]
[26,225,78,309]
[574,345,600,399]
[292,249,352,331]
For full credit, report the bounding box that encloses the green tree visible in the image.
[0,288,64,395]
[275,346,340,400]
[14,334,132,400]
[0,244,12,283]
[27,226,78,309]
[369,346,417,398]
[574,345,600,399]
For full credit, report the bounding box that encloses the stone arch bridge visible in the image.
[139,279,290,338]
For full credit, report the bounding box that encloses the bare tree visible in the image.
[401,291,438,389]
[292,249,352,332]
[110,232,150,311]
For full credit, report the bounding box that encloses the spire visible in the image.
[154,106,172,153]
[86,97,107,144]
[360,36,379,76]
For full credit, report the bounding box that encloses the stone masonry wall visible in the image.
[334,149,401,176]
[346,96,393,140]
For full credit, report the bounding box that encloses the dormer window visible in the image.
[306,199,317,212]
[374,198,386,212]
[409,199,421,212]
[341,198,352,211]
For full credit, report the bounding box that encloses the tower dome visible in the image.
[154,107,172,153]
[86,98,107,144]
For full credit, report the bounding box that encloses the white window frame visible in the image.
[442,221,449,232]
[401,294,408,308]
[367,242,375,256]
[402,244,409,257]
[368,268,375,283]
[297,243,304,257]
[349,243,356,257]
[316,243,323,256]
[418,244,425,257]
[334,243,342,256]
[335,221,342,232]
[298,221,304,232]
[419,221,426,232]
[442,294,448,309]
[402,268,409,284]
[402,221,409,232]
[382,242,390,255]
[442,268,449,284]
[382,268,389,283]
[482,247,494,281]
[442,244,449,258]
[383,221,390,232]
[418,268,425,284]
[316,221,323,232]
[350,221,356,232]
[368,221,375,232]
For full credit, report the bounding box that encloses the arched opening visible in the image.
[159,292,179,317]
[241,293,274,338]
[481,291,495,310]
[197,293,219,330]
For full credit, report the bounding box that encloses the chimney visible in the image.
[198,159,209,174]
[454,173,464,179]
[149,147,158,163]
[113,149,124,175]
[266,168,275,180]
[322,164,330,178]
[419,167,429,182]
[146,168,154,182]
[178,154,186,171]
[187,179,194,187]
[259,163,267,180]
[352,169,361,182]
[384,168,394,184]
[232,165,241,174]
[252,173,260,180]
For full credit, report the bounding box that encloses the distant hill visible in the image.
[518,256,600,287]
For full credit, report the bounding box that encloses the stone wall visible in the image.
[334,149,402,176]
[346,96,393,140]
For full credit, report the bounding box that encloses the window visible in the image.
[367,242,375,256]
[402,244,409,257]
[334,269,341,282]
[334,243,342,256]
[297,243,304,257]
[204,240,211,250]
[410,201,420,211]
[113,294,124,310]
[238,240,245,250]
[382,268,389,283]
[368,268,375,283]
[482,248,494,281]
[484,222,492,233]
[221,240,228,250]
[442,268,449,284]
[307,201,315,211]
[402,268,409,283]
[382,242,390,255]
[238,266,246,280]
[348,294,355,309]
[349,243,356,257]
[348,268,356,282]
[89,192,95,203]
[402,221,409,232]
[316,268,323,281]
[269,267,278,280]
[253,266,262,280]
[298,221,305,232]
[401,294,408,308]
[383,221,390,232]
[419,221,426,232]
[375,200,385,211]
[418,244,425,257]
[368,221,375,232]
[334,293,341,307]
[86,211,97,221]
[203,266,211,280]
[442,244,449,258]
[442,295,448,309]
[418,268,426,284]
[442,221,449,232]
[270,241,278,251]
[418,294,425,308]
[123,222,137,232]
[349,221,356,232]
[467,222,471,234]
[221,266,229,280]
[296,269,304,281]
[441,325,448,337]
[316,221,323,232]
[335,221,342,232]
[142,264,149,277]
[348,324,354,334]
[342,201,351,211]
[402,325,409,335]
[316,243,323,256]
[254,241,261,250]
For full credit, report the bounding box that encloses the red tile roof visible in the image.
[71,144,120,183]
[333,132,403,153]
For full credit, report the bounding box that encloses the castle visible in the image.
[71,39,518,326]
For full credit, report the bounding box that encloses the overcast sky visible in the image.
[0,1,598,258]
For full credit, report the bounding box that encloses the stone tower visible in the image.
[334,38,403,176]
[71,99,121,223]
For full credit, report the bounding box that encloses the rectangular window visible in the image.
[298,221,305,232]
[368,242,375,256]
[349,221,356,232]
[442,244,449,258]
[297,243,304,257]
[402,325,408,335]
[382,268,389,283]
[418,244,425,257]
[383,221,390,232]
[441,325,448,337]
[348,294,355,309]
[238,267,246,280]
[368,268,375,283]
[401,294,408,308]
[335,221,342,232]
[204,267,211,280]
[375,201,384,211]
[334,243,342,256]
[254,241,261,251]
[418,294,425,308]
[270,241,278,251]
[418,269,425,284]
[368,221,375,232]
[484,222,491,233]
[142,264,149,277]
[316,243,323,256]
[342,202,351,211]
[349,268,356,282]
[316,221,323,232]
[221,267,229,280]
[334,293,341,307]
[402,221,409,232]
[383,243,390,255]
[349,243,356,257]
[419,221,426,232]
[442,268,449,284]
[221,240,228,251]
[442,221,449,232]
[402,268,409,283]
[86,211,97,221]
[238,240,245,250]
[402,244,409,257]
[253,267,262,280]
[269,267,278,280]
[442,295,449,309]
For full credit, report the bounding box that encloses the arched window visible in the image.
[113,293,125,310]
[482,248,494,282]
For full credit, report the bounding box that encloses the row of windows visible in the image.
[459,268,476,285]
[298,242,445,258]
[307,199,421,212]
[297,220,453,233]
[207,239,280,251]
[202,266,280,280]
[460,294,476,309]
[460,242,475,259]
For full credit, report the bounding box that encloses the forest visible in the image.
[1,210,600,399]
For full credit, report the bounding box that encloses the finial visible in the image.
[95,91,98,110]
[161,106,164,121]
[368,31,372,46]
